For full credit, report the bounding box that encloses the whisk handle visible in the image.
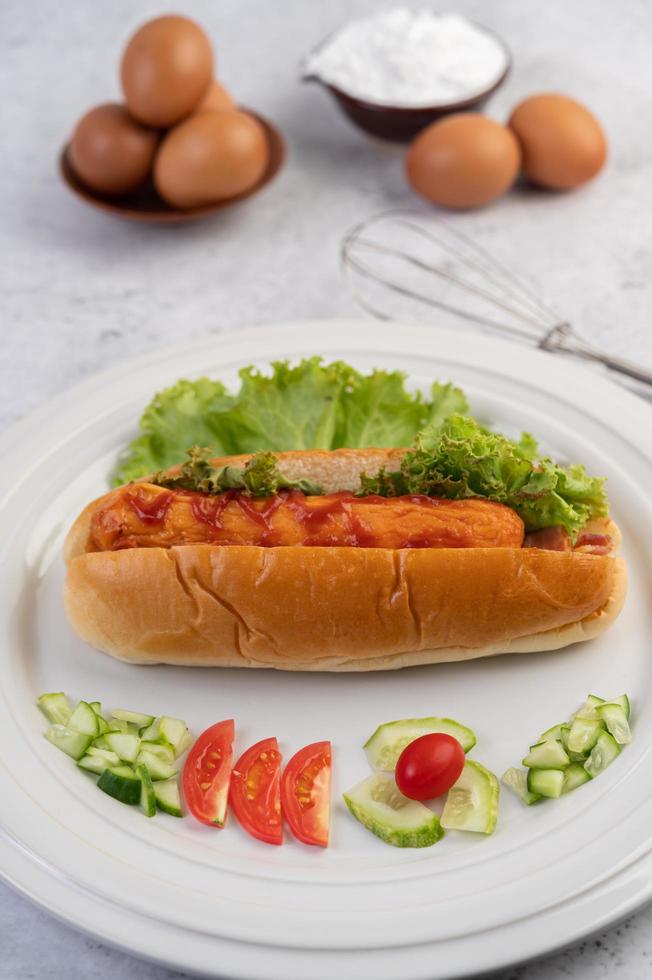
[540,324,652,388]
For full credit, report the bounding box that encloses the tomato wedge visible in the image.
[281,741,331,847]
[230,737,283,845]
[182,719,234,827]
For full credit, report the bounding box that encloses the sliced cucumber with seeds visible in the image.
[562,763,592,794]
[136,764,156,817]
[584,730,621,777]
[597,703,632,745]
[68,701,100,737]
[527,769,564,798]
[441,760,499,834]
[523,740,570,770]
[154,779,183,817]
[113,709,155,728]
[567,716,604,754]
[46,724,92,760]
[136,749,177,781]
[364,716,476,771]
[105,732,141,764]
[38,692,73,726]
[343,773,443,848]
[97,765,141,805]
[502,767,541,805]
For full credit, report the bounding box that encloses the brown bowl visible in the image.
[60,109,285,223]
[304,26,511,143]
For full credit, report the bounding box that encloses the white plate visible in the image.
[1,320,652,980]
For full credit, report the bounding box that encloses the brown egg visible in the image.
[154,109,270,209]
[195,79,235,114]
[406,114,521,209]
[69,103,158,195]
[508,93,607,190]
[121,15,213,127]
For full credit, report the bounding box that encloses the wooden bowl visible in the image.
[59,109,285,223]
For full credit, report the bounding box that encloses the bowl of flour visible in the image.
[303,9,511,142]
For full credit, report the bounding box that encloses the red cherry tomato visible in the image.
[395,733,464,801]
[230,737,283,845]
[281,741,331,847]
[183,719,234,827]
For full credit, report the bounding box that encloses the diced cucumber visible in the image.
[584,730,621,778]
[343,773,443,848]
[87,746,121,766]
[95,715,111,735]
[91,735,112,751]
[609,694,631,719]
[97,765,141,805]
[502,767,541,805]
[45,724,92,760]
[154,779,183,817]
[441,760,499,833]
[587,695,605,708]
[112,709,155,728]
[527,769,564,798]
[138,741,175,764]
[567,716,604,754]
[108,718,129,734]
[38,692,72,726]
[597,703,632,745]
[140,718,161,742]
[89,701,103,715]
[364,716,476,771]
[77,754,107,775]
[159,717,189,752]
[539,724,566,742]
[175,730,193,757]
[522,740,570,770]
[562,763,592,794]
[68,701,100,737]
[136,764,156,818]
[136,749,178,781]
[105,732,141,764]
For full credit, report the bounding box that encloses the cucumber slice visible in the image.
[597,703,632,745]
[136,764,156,818]
[562,762,592,794]
[175,730,193,758]
[108,718,129,734]
[105,732,141,764]
[343,773,443,848]
[45,724,92,760]
[587,694,606,708]
[609,694,631,719]
[38,692,72,726]
[159,717,189,752]
[91,734,112,751]
[364,716,476,771]
[502,767,541,805]
[567,716,604,754]
[136,749,178,781]
[112,709,155,728]
[441,760,499,833]
[86,746,121,766]
[584,730,621,777]
[77,755,107,775]
[539,724,565,742]
[154,779,183,817]
[97,765,141,805]
[68,701,100,737]
[527,769,564,798]
[522,740,570,770]
[89,701,103,715]
[138,741,175,764]
[140,718,161,742]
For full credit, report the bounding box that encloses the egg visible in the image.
[69,103,159,195]
[195,79,235,114]
[508,94,607,190]
[121,15,213,127]
[406,114,521,209]
[154,109,270,209]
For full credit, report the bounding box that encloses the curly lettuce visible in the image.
[152,447,323,497]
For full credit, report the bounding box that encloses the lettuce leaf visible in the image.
[152,447,323,497]
[358,414,607,538]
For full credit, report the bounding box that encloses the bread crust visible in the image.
[64,449,626,671]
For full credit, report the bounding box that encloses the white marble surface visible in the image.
[2,0,652,977]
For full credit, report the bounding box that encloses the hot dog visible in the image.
[64,447,626,671]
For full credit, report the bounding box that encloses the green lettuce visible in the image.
[113,358,467,485]
[358,414,607,538]
[152,447,323,497]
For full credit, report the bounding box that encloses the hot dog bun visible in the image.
[64,448,626,670]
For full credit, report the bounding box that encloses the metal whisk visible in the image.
[341,209,652,389]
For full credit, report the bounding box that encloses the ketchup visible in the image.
[125,488,174,524]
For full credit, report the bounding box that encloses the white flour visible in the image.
[306,8,508,107]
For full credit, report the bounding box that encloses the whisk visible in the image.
[341,209,652,389]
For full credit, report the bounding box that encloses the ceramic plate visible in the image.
[1,321,652,980]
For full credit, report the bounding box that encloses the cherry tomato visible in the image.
[281,741,331,847]
[183,719,234,826]
[230,737,283,845]
[395,733,464,801]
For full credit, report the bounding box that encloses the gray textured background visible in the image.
[2,0,652,977]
